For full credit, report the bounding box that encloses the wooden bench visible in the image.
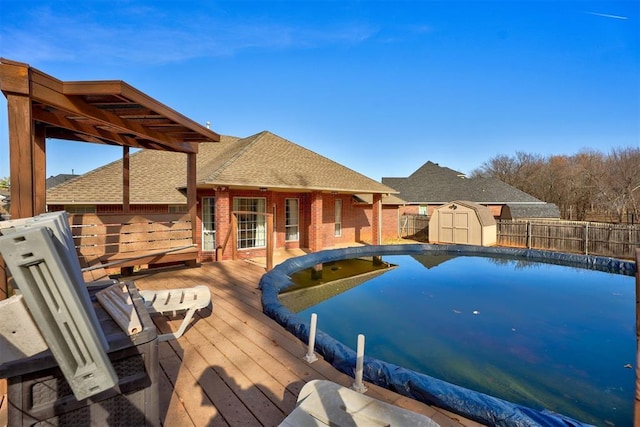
[69,213,199,277]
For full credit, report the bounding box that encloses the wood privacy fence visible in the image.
[399,214,429,241]
[399,215,640,260]
[497,220,640,259]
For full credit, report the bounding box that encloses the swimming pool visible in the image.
[260,244,636,426]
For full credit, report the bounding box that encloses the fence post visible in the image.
[526,221,532,249]
[634,248,640,426]
[585,223,589,255]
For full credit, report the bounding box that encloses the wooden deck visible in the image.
[132,260,484,427]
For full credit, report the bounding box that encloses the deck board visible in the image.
[133,260,483,427]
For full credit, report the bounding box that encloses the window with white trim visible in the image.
[285,198,299,241]
[334,199,342,237]
[202,197,216,251]
[233,197,266,249]
[418,205,428,216]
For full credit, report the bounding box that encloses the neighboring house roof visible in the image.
[46,174,80,189]
[382,161,560,219]
[382,161,543,204]
[47,131,396,205]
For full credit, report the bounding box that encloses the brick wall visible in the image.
[51,191,404,262]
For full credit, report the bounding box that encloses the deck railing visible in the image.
[399,215,640,260]
[218,211,274,271]
[69,213,198,275]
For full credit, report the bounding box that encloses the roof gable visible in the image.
[195,131,395,193]
[47,131,395,205]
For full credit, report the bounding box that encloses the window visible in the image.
[418,205,428,216]
[64,205,96,214]
[202,197,215,252]
[233,197,266,249]
[334,199,342,237]
[169,204,188,213]
[285,198,299,241]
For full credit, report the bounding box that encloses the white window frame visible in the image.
[334,199,342,237]
[285,198,299,241]
[201,197,216,252]
[233,197,267,249]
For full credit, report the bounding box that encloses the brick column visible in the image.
[309,191,323,252]
[372,193,382,245]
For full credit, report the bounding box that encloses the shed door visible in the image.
[440,211,455,242]
[439,210,470,244]
[454,211,470,243]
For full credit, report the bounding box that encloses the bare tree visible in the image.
[470,147,638,223]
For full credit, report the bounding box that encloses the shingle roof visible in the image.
[505,203,561,219]
[46,174,80,189]
[382,161,544,204]
[353,193,406,205]
[194,131,395,193]
[47,131,395,204]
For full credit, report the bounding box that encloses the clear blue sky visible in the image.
[1,0,638,181]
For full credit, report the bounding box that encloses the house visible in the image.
[382,161,560,219]
[47,131,399,262]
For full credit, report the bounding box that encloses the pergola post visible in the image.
[187,153,198,251]
[3,63,46,219]
[122,146,130,213]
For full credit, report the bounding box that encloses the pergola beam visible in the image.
[31,82,199,153]
[0,58,221,298]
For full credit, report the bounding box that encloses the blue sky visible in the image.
[1,0,638,181]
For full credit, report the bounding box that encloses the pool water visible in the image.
[290,255,635,426]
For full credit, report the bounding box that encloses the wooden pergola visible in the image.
[0,58,220,295]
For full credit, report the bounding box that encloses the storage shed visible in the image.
[429,201,496,246]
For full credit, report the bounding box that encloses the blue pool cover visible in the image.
[259,244,636,427]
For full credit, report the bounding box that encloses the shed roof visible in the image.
[504,203,561,219]
[47,131,396,204]
[437,200,496,226]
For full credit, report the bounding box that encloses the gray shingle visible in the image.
[47,131,396,205]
